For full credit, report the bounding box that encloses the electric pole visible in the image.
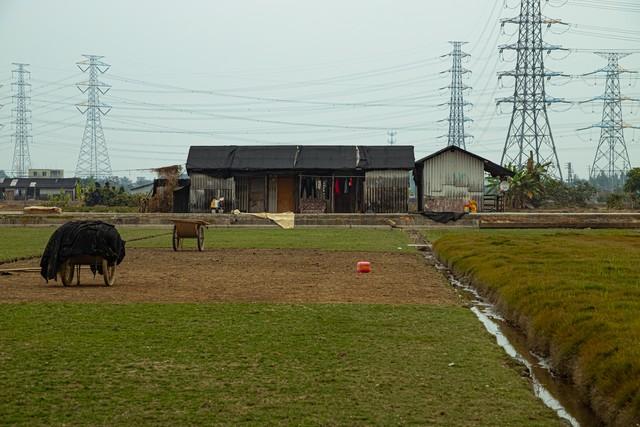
[440,41,472,149]
[387,129,397,145]
[579,52,638,191]
[11,63,32,178]
[75,55,113,179]
[497,0,567,179]
[566,162,573,184]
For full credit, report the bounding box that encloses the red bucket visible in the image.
[356,261,371,273]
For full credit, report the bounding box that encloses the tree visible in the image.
[624,168,640,197]
[492,153,551,209]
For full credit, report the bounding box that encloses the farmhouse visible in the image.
[414,145,513,213]
[186,145,415,214]
[0,177,79,201]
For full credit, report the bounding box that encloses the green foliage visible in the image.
[0,304,562,425]
[590,170,628,192]
[624,168,640,197]
[84,181,140,207]
[488,158,550,209]
[489,155,597,209]
[46,190,72,208]
[606,193,628,210]
[541,179,597,208]
[433,230,640,425]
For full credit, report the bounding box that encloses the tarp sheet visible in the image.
[40,221,126,281]
[186,145,415,173]
[250,212,295,229]
[421,211,467,224]
[357,146,416,170]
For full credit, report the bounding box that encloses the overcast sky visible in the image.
[0,0,638,179]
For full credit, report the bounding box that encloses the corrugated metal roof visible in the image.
[0,178,78,189]
[416,146,514,177]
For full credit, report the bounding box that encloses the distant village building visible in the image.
[129,182,154,196]
[0,177,79,201]
[185,145,415,214]
[414,146,513,213]
[28,169,64,178]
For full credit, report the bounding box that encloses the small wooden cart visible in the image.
[58,255,116,287]
[170,219,209,251]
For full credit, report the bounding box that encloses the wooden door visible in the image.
[277,177,295,213]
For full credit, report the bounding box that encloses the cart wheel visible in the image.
[197,225,205,251]
[60,260,74,286]
[172,225,179,251]
[102,259,116,286]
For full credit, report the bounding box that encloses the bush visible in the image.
[84,182,139,208]
[541,180,597,208]
[606,192,635,210]
[47,191,72,208]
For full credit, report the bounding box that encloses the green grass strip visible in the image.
[0,303,562,426]
[431,229,640,425]
[0,227,411,259]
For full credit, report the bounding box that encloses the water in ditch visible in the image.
[417,242,602,427]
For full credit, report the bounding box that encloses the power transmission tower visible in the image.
[75,55,113,179]
[387,129,397,145]
[497,0,567,179]
[11,63,32,178]
[579,52,639,191]
[439,41,472,149]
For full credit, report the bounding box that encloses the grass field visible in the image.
[0,226,170,263]
[0,304,562,426]
[0,227,409,263]
[429,229,640,426]
[0,226,565,425]
[134,227,411,252]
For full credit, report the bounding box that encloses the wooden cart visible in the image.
[170,219,209,251]
[58,255,116,287]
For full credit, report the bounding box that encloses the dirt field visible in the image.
[0,248,458,304]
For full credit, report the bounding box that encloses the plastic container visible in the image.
[356,261,371,273]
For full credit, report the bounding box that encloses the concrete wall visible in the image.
[2,211,638,229]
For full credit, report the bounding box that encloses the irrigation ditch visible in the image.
[407,230,602,427]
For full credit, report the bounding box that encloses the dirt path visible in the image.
[0,248,458,305]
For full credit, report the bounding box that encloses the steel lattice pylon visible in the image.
[75,55,113,179]
[11,63,32,178]
[439,41,472,149]
[497,0,567,179]
[579,53,638,190]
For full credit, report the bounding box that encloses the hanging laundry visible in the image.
[344,178,349,194]
[334,178,341,195]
